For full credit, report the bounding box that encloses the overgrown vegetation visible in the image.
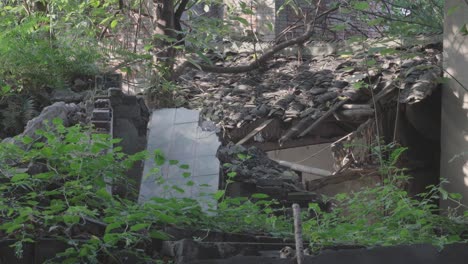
[0,120,290,262]
[1,0,468,262]
[0,122,467,262]
[305,146,468,252]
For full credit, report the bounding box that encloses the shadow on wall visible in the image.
[441,0,468,207]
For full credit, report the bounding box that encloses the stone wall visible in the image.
[441,0,468,207]
[108,88,149,200]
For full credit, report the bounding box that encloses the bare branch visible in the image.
[173,5,339,77]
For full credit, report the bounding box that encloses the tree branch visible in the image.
[172,5,339,78]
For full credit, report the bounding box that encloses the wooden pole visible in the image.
[272,159,331,177]
[236,119,273,145]
[292,203,304,264]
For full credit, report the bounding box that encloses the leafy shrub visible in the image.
[0,25,101,91]
[304,147,468,252]
[0,119,289,262]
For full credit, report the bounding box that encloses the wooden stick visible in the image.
[278,114,315,146]
[292,203,304,264]
[299,99,349,137]
[236,119,273,145]
[272,159,331,177]
[342,104,373,109]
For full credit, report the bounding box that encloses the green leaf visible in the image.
[447,5,460,16]
[110,19,118,29]
[63,215,80,225]
[103,233,119,244]
[172,185,185,193]
[367,18,383,26]
[237,153,247,160]
[11,173,29,183]
[186,58,202,70]
[232,16,249,26]
[266,22,273,32]
[179,164,190,170]
[331,23,347,31]
[155,212,177,223]
[96,188,112,200]
[227,171,237,178]
[105,222,122,233]
[169,160,179,165]
[154,149,166,166]
[144,44,153,51]
[52,118,63,126]
[149,230,171,240]
[195,50,213,66]
[182,172,191,178]
[461,24,468,36]
[1,85,11,94]
[449,193,463,200]
[214,190,225,200]
[366,59,377,67]
[251,193,269,199]
[130,223,149,232]
[21,136,33,144]
[440,189,448,200]
[353,1,369,11]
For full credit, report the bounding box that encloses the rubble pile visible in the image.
[176,41,442,144]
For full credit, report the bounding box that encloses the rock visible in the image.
[332,80,349,89]
[23,102,82,138]
[72,78,89,92]
[50,89,86,103]
[309,88,327,95]
[217,144,303,196]
[26,161,48,175]
[1,102,83,156]
[316,92,338,104]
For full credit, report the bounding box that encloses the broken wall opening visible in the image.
[267,143,334,183]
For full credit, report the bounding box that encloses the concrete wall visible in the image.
[441,0,468,206]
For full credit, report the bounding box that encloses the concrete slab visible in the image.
[139,108,220,206]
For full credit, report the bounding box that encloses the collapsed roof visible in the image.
[175,37,442,147]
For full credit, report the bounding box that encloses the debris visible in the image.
[298,99,349,137]
[236,119,274,145]
[272,159,332,177]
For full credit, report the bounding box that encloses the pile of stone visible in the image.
[217,144,322,208]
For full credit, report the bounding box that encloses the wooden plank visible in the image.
[252,136,340,152]
[236,119,274,145]
[272,159,332,177]
[298,99,349,137]
[342,104,373,109]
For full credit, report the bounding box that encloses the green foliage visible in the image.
[0,120,290,262]
[0,0,115,91]
[304,146,468,252]
[344,0,444,36]
[0,20,101,90]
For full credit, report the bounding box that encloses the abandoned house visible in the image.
[167,35,444,204]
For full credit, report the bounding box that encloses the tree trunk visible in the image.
[152,0,176,80]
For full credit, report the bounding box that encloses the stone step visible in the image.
[161,239,300,263]
[92,109,112,121]
[94,99,111,108]
[164,227,293,244]
[91,120,111,131]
